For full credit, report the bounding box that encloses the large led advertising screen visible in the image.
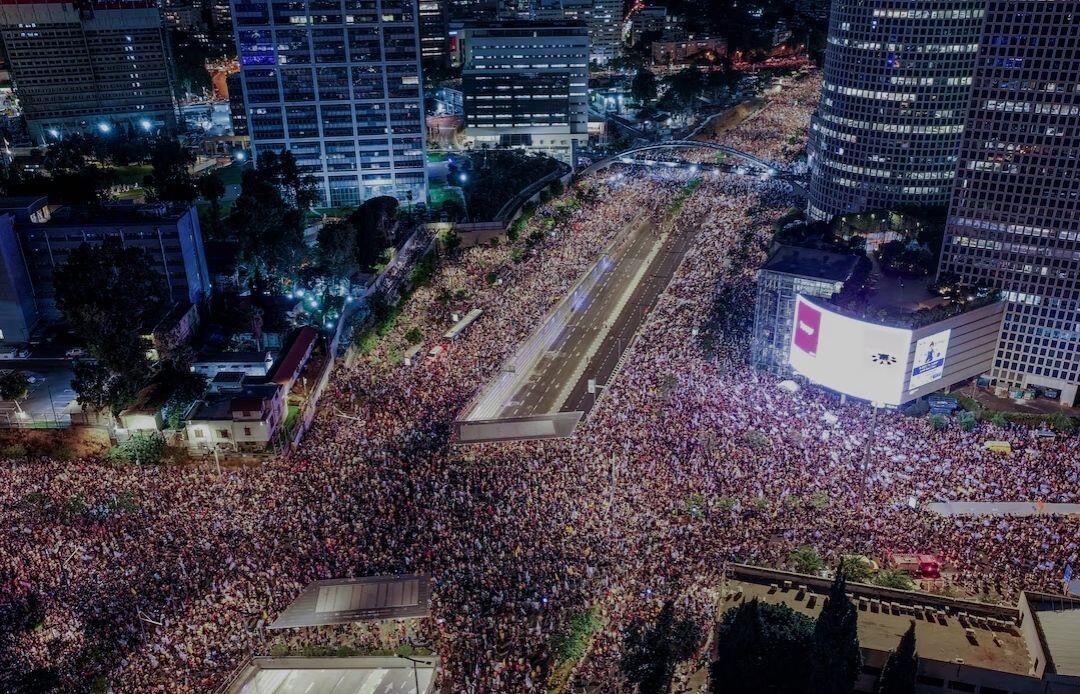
[909,329,951,390]
[789,295,913,405]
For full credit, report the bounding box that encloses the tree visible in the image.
[54,239,169,357]
[872,569,915,591]
[789,545,825,575]
[837,555,875,583]
[54,239,168,412]
[1049,411,1077,435]
[0,370,29,403]
[198,172,227,235]
[70,360,112,411]
[710,599,814,694]
[144,138,197,203]
[348,196,399,272]
[620,599,702,694]
[632,68,659,102]
[439,197,466,222]
[809,570,861,694]
[228,162,308,289]
[876,622,917,694]
[106,432,165,465]
[257,150,320,211]
[160,367,208,429]
[317,219,359,279]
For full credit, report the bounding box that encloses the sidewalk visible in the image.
[927,502,1080,516]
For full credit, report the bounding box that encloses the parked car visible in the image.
[0,346,30,359]
[65,348,87,359]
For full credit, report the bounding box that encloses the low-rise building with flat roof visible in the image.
[752,243,865,373]
[723,564,1080,694]
[183,383,285,453]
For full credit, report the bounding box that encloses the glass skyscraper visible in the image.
[231,0,427,207]
[938,0,1080,405]
[806,0,986,220]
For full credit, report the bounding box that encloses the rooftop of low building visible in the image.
[186,383,280,422]
[725,564,1033,676]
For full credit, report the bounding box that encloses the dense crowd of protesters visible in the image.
[1,69,1077,692]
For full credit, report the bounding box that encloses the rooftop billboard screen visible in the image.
[789,295,913,405]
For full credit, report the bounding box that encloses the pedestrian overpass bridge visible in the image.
[581,140,783,177]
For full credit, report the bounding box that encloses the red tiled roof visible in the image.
[270,326,318,386]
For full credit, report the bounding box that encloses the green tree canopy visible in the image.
[227,155,312,289]
[347,196,399,272]
[54,238,169,353]
[0,370,29,402]
[144,138,197,203]
[710,599,815,694]
[809,571,862,694]
[317,219,360,278]
[632,68,659,102]
[790,545,825,575]
[198,171,227,235]
[620,599,702,694]
[54,238,168,412]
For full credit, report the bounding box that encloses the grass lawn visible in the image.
[114,188,146,201]
[428,184,465,208]
[426,151,450,163]
[108,164,153,186]
[283,404,301,434]
[213,162,248,187]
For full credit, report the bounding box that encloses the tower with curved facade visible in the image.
[806,0,986,220]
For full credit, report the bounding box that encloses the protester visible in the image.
[1,69,1076,693]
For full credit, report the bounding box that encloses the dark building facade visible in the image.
[938,0,1080,405]
[225,72,247,135]
[418,0,449,67]
[0,198,210,341]
[0,0,177,142]
[461,20,588,164]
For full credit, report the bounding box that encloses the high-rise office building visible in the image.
[554,0,620,64]
[0,0,177,143]
[448,0,497,22]
[585,0,620,64]
[938,1,1080,406]
[225,72,248,136]
[805,0,985,221]
[418,0,450,66]
[231,0,427,207]
[461,20,588,164]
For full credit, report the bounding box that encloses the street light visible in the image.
[139,119,152,131]
[98,122,112,134]
[396,655,433,694]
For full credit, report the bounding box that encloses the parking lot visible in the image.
[0,364,77,425]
